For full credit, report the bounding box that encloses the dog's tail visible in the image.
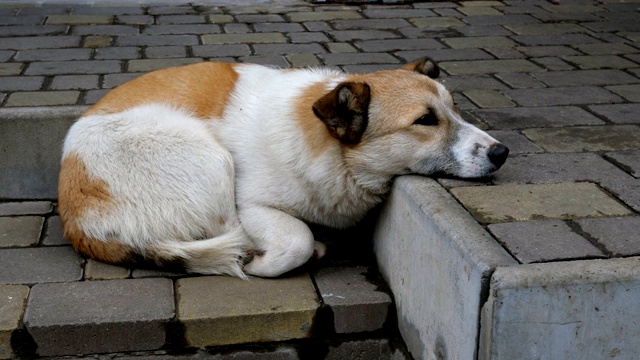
[150,227,249,279]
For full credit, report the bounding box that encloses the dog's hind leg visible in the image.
[240,205,315,278]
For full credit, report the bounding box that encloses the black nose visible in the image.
[488,143,509,169]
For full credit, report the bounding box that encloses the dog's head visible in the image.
[313,57,508,179]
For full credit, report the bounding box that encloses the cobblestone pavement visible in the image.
[0,0,639,358]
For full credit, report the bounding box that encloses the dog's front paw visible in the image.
[313,241,327,260]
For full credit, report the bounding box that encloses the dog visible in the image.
[58,58,508,278]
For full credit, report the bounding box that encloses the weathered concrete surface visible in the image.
[480,257,640,360]
[373,176,516,360]
[176,273,319,347]
[0,285,29,360]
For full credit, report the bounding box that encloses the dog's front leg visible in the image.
[239,205,315,278]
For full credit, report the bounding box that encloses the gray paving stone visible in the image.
[329,30,401,42]
[148,5,196,15]
[0,201,52,216]
[51,75,99,90]
[117,35,198,46]
[605,151,640,178]
[326,339,392,360]
[94,46,139,60]
[531,56,576,71]
[505,86,623,106]
[326,42,358,53]
[504,23,587,35]
[24,278,174,357]
[287,11,362,22]
[362,8,437,18]
[574,43,639,55]
[397,26,462,39]
[523,125,640,152]
[0,50,13,62]
[234,14,285,23]
[201,33,287,45]
[396,48,493,62]
[456,25,513,36]
[25,60,121,75]
[156,15,205,25]
[84,259,131,280]
[331,18,411,30]
[458,6,503,17]
[494,152,634,186]
[315,267,391,334]
[486,130,544,155]
[488,220,604,263]
[589,104,640,125]
[176,274,319,347]
[71,24,138,35]
[409,16,465,28]
[0,63,23,76]
[287,32,330,44]
[130,268,182,279]
[6,91,79,107]
[0,247,83,285]
[0,25,67,37]
[0,36,81,50]
[42,215,66,246]
[206,14,234,24]
[354,38,444,52]
[254,22,304,33]
[516,45,581,57]
[485,47,526,59]
[602,178,640,213]
[192,44,251,58]
[72,6,144,15]
[606,84,640,102]
[442,36,517,49]
[473,106,605,130]
[83,35,112,48]
[530,69,638,87]
[462,14,541,26]
[450,182,633,224]
[144,46,187,59]
[303,21,332,32]
[0,285,29,360]
[463,89,515,108]
[563,55,638,70]
[0,216,43,248]
[512,34,601,46]
[223,23,251,34]
[46,14,114,25]
[253,43,326,56]
[495,73,545,89]
[576,217,640,257]
[439,75,509,92]
[143,24,221,35]
[0,15,46,26]
[439,59,543,75]
[286,53,321,68]
[103,73,141,89]
[127,58,201,72]
[320,53,399,66]
[116,15,154,25]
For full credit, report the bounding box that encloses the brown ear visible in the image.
[402,57,440,79]
[312,82,370,144]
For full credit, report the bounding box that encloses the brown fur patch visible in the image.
[58,152,134,264]
[84,62,239,119]
[294,81,339,158]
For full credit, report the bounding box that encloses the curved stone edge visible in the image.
[373,176,516,360]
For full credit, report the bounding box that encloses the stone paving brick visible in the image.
[0,51,12,62]
[286,53,321,68]
[95,47,139,61]
[541,4,604,14]
[409,16,465,28]
[0,76,43,92]
[103,73,141,88]
[303,21,332,32]
[326,42,358,53]
[574,43,639,55]
[51,75,99,90]
[495,73,545,89]
[117,35,198,46]
[72,5,144,15]
[42,215,66,246]
[485,47,526,59]
[602,178,640,213]
[450,182,633,224]
[0,63,24,76]
[396,48,493,62]
[0,247,83,284]
[463,89,515,108]
[84,259,131,280]
[143,24,221,35]
[474,106,605,129]
[202,33,287,45]
[462,14,541,26]
[191,44,250,58]
[145,46,187,59]
[0,15,46,26]
[0,216,43,247]
[25,60,121,75]
[16,48,91,62]
[442,36,517,49]
[493,152,633,185]
[24,278,174,357]
[320,53,399,66]
[148,5,197,15]
[433,8,466,18]
[458,7,503,17]
[354,39,444,52]
[563,55,637,70]
[234,14,285,23]
[488,220,604,263]
[456,25,513,37]
[398,27,461,39]
[516,45,581,57]
[156,15,205,25]
[605,151,640,178]
[5,91,79,107]
[512,34,600,46]
[46,15,114,25]
[130,268,182,279]
[206,14,234,24]
[576,217,640,256]
[606,84,640,102]
[330,30,400,42]
[439,59,543,75]
[486,130,544,155]
[253,43,326,56]
[326,339,392,360]
[362,8,436,18]
[0,285,29,360]
[254,22,304,33]
[0,201,52,216]
[504,23,586,35]
[531,57,576,71]
[461,1,504,7]
[71,25,138,35]
[331,18,411,31]
[287,32,330,44]
[223,23,251,34]
[287,11,362,22]
[523,125,640,152]
[315,267,391,334]
[531,69,638,87]
[127,58,201,72]
[589,104,640,125]
[505,86,623,106]
[116,15,154,25]
[176,274,319,347]
[0,25,67,37]
[83,35,113,48]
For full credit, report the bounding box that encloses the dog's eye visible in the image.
[414,111,438,126]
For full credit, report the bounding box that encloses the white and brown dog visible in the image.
[58,58,508,278]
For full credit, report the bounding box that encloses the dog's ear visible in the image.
[312,82,370,144]
[402,57,440,79]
